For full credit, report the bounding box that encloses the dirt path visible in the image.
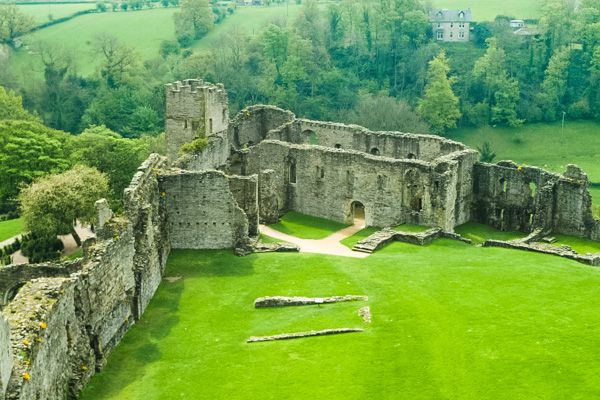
[259,219,370,259]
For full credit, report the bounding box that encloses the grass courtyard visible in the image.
[0,218,23,242]
[82,235,600,399]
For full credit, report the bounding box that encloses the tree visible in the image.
[0,4,34,43]
[0,85,39,122]
[69,126,152,208]
[473,38,522,126]
[95,34,138,88]
[175,0,214,41]
[342,93,429,133]
[537,46,571,120]
[0,120,71,212]
[19,165,108,247]
[417,51,461,134]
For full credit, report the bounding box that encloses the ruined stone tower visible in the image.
[165,79,229,162]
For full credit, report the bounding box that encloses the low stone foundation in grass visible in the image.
[352,227,471,253]
[247,328,364,343]
[254,295,368,308]
[482,239,600,266]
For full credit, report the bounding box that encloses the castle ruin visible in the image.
[0,79,599,399]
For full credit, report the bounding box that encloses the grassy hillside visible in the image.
[10,8,177,77]
[0,218,23,242]
[192,4,302,51]
[450,121,600,204]
[430,0,541,20]
[82,243,600,399]
[18,3,95,23]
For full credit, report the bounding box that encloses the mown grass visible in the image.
[82,242,600,399]
[258,233,285,244]
[269,211,346,239]
[393,224,431,233]
[10,8,177,77]
[340,226,379,249]
[451,121,600,206]
[18,3,95,23]
[431,0,540,20]
[548,234,600,255]
[0,218,24,242]
[454,221,523,245]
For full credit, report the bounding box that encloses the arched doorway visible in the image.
[303,129,318,145]
[351,201,366,227]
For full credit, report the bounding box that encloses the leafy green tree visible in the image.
[477,141,497,163]
[0,4,34,43]
[175,0,214,41]
[342,93,429,133]
[417,51,461,134]
[0,85,39,122]
[473,38,522,127]
[537,46,571,120]
[0,120,71,212]
[69,126,152,207]
[19,165,108,247]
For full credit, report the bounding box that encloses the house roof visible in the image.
[429,9,472,22]
[513,27,541,36]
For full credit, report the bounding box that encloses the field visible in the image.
[9,8,177,77]
[192,4,302,51]
[18,3,95,23]
[431,0,541,20]
[81,237,600,399]
[0,218,23,242]
[450,121,600,205]
[269,211,347,239]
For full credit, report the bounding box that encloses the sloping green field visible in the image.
[82,240,600,399]
[18,3,95,23]
[10,8,177,77]
[431,0,541,20]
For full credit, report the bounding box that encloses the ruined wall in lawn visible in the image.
[473,161,600,239]
[0,154,170,400]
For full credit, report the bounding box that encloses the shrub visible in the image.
[477,141,496,163]
[97,2,108,12]
[180,137,209,155]
[20,233,64,263]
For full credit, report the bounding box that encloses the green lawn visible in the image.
[431,0,540,20]
[340,226,380,249]
[192,4,302,51]
[393,224,431,233]
[0,218,24,242]
[18,3,95,24]
[82,242,600,399]
[269,211,346,239]
[454,221,523,245]
[450,121,600,206]
[9,8,177,77]
[548,234,600,255]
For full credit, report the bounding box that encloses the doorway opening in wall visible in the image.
[351,201,366,228]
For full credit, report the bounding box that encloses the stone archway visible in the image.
[351,201,366,227]
[302,129,318,145]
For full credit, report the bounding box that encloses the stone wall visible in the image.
[0,316,11,398]
[267,119,467,161]
[159,170,251,250]
[473,161,600,238]
[229,105,295,150]
[0,154,170,400]
[245,140,477,230]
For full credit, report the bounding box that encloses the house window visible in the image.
[459,22,465,28]
[450,22,453,28]
[459,11,464,19]
[209,118,213,134]
[459,31,465,38]
[437,23,441,28]
[450,32,453,38]
[437,31,443,40]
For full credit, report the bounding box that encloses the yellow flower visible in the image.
[24,360,30,366]
[23,372,30,381]
[517,166,523,171]
[22,339,30,347]
[39,321,47,330]
[36,337,42,343]
[81,365,88,371]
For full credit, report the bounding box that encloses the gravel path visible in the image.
[259,219,370,259]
